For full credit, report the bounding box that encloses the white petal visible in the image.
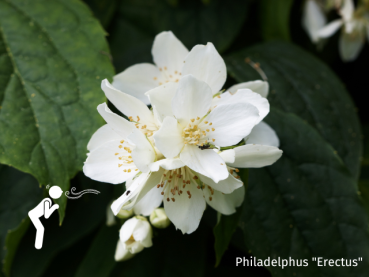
[218,149,235,164]
[133,185,163,216]
[152,31,189,77]
[227,80,269,98]
[180,145,228,183]
[164,178,206,234]
[172,75,212,126]
[133,220,152,247]
[201,103,260,147]
[101,79,156,130]
[126,241,144,254]
[302,0,327,43]
[115,240,135,261]
[339,0,354,21]
[127,129,156,173]
[106,202,116,226]
[120,217,139,242]
[153,116,184,159]
[198,171,243,194]
[245,121,280,147]
[211,89,269,124]
[149,158,185,172]
[204,185,245,215]
[87,124,122,152]
[228,144,283,168]
[317,19,343,38]
[111,170,163,215]
[182,43,226,95]
[97,103,134,139]
[339,30,365,62]
[83,140,137,184]
[113,63,163,105]
[145,82,178,123]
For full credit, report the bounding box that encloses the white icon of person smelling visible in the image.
[28,186,63,249]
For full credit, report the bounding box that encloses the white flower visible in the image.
[150,75,266,182]
[112,31,226,105]
[150,208,170,229]
[317,0,369,61]
[109,76,282,234]
[302,0,328,43]
[115,240,135,261]
[119,216,153,254]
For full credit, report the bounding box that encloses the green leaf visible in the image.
[75,224,119,277]
[213,169,248,267]
[109,0,250,72]
[239,109,369,276]
[0,0,115,222]
[259,0,293,41]
[10,173,113,277]
[0,165,43,277]
[2,218,30,277]
[225,41,362,180]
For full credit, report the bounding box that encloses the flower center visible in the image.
[128,116,157,137]
[182,118,216,146]
[154,66,181,85]
[115,140,138,173]
[155,166,203,202]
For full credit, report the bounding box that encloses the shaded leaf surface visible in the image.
[76,224,119,277]
[226,41,362,180]
[213,169,247,267]
[240,109,369,276]
[0,0,115,220]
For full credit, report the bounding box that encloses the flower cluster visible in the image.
[83,31,282,236]
[303,0,369,61]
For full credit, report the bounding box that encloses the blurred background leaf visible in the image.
[0,165,43,277]
[226,41,362,180]
[104,0,251,73]
[0,0,115,221]
[259,0,293,41]
[10,173,113,277]
[240,109,369,276]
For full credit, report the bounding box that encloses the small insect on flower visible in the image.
[198,143,212,150]
[126,190,131,196]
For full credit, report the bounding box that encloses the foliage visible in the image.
[0,0,368,276]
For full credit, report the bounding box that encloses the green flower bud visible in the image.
[150,208,170,229]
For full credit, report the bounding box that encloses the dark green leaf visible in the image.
[76,224,119,277]
[259,0,293,41]
[0,165,43,276]
[110,223,207,277]
[240,109,369,276]
[0,0,115,221]
[109,0,250,72]
[10,173,113,277]
[213,169,248,267]
[84,0,118,28]
[226,41,362,180]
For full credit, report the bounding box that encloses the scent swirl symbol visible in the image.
[65,187,100,199]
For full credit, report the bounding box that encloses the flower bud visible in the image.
[150,208,170,229]
[119,216,153,254]
[114,240,135,262]
[116,208,134,219]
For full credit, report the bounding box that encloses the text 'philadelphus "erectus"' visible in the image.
[83,31,283,234]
